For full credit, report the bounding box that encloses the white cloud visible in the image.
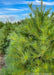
[24,0,54,5]
[4,8,29,11]
[0,7,29,23]
[1,0,54,5]
[4,8,19,11]
[0,8,28,11]
[0,15,18,18]
[35,0,54,5]
[0,15,19,23]
[21,13,29,16]
[0,14,29,23]
[0,13,29,23]
[0,8,29,15]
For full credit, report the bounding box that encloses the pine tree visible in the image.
[0,22,18,54]
[3,0,54,74]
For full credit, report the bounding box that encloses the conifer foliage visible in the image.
[3,0,54,74]
[0,22,18,54]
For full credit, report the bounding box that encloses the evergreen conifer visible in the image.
[2,0,54,74]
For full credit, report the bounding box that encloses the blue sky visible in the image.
[0,0,54,23]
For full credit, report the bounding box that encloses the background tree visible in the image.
[0,21,19,54]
